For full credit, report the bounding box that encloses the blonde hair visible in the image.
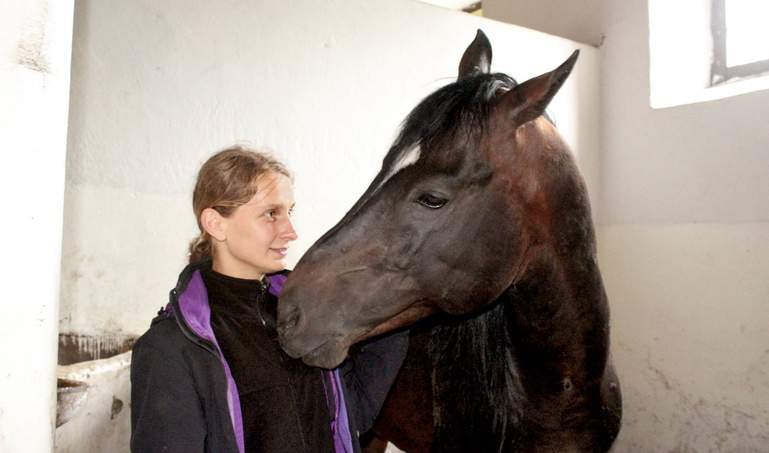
[188,145,291,263]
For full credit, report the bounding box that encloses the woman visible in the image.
[130,146,407,453]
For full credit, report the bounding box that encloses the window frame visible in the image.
[711,0,769,85]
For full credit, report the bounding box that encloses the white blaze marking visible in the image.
[373,145,422,195]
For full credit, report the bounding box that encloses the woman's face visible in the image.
[213,172,297,279]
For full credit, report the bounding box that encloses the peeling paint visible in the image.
[58,333,137,365]
[16,2,50,73]
[56,378,88,427]
[110,397,123,420]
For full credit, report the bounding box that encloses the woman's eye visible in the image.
[265,210,277,220]
[416,193,448,209]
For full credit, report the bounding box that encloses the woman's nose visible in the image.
[282,217,298,241]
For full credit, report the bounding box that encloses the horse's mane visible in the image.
[429,295,525,451]
[385,73,518,164]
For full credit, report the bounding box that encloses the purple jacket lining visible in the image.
[176,270,246,453]
[175,270,353,453]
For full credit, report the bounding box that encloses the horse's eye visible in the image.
[416,193,448,209]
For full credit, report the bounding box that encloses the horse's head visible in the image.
[278,30,581,368]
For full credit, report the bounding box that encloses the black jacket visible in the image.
[130,262,407,453]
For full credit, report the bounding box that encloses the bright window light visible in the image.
[725,0,769,67]
[648,0,769,108]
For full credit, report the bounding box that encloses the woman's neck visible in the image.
[212,257,265,281]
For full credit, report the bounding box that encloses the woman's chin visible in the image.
[264,264,286,276]
[269,257,287,271]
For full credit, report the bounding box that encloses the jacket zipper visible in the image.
[169,287,220,357]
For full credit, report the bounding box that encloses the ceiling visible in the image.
[416,0,481,12]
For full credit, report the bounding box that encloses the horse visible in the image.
[277,30,622,452]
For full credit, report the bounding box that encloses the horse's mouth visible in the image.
[301,339,350,369]
[279,333,352,369]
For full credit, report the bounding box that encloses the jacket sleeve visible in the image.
[339,329,409,434]
[130,338,207,453]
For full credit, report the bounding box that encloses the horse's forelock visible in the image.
[387,73,518,166]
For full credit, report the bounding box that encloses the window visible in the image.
[711,0,769,85]
[649,0,769,108]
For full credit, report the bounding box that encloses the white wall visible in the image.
[0,1,74,451]
[484,0,605,46]
[62,0,600,339]
[605,1,769,224]
[600,0,769,450]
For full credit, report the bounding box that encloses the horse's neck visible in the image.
[500,248,611,417]
[508,249,608,360]
[427,250,609,448]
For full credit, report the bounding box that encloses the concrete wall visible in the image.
[0,1,74,451]
[599,0,769,450]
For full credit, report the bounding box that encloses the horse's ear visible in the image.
[502,50,579,126]
[458,29,492,80]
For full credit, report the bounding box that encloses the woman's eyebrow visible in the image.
[258,203,287,210]
[245,199,293,210]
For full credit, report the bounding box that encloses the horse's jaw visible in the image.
[278,286,435,369]
[285,335,352,369]
[276,260,430,365]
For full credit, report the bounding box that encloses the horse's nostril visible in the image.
[278,306,301,337]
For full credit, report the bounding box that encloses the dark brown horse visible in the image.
[277,30,621,452]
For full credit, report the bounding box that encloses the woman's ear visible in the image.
[201,208,227,242]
